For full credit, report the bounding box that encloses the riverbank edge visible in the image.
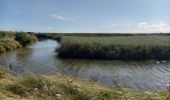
[0,66,169,100]
[0,33,38,53]
[0,39,22,53]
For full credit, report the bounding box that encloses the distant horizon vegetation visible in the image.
[0,30,170,34]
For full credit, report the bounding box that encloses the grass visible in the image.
[0,38,22,53]
[0,66,169,100]
[0,31,38,53]
[57,36,170,60]
[0,31,16,39]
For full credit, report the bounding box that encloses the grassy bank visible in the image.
[0,31,38,53]
[0,66,169,100]
[0,39,22,53]
[57,36,170,60]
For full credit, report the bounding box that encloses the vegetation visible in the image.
[0,66,169,100]
[35,33,61,42]
[0,31,38,53]
[0,31,16,39]
[0,39,22,53]
[57,36,170,60]
[15,32,38,47]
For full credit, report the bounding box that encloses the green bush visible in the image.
[0,31,37,53]
[15,32,37,47]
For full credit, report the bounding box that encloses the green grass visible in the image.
[0,66,169,100]
[57,36,170,60]
[60,35,170,45]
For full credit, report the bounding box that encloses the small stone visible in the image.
[43,85,48,91]
[35,88,38,91]
[34,88,38,92]
[55,94,62,99]
[144,91,150,94]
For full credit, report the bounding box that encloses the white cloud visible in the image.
[137,21,170,32]
[51,14,68,20]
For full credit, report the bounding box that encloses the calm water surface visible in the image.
[0,39,170,91]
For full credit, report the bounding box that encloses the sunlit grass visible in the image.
[0,66,169,100]
[58,36,170,60]
[0,39,22,53]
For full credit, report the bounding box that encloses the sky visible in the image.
[0,0,170,33]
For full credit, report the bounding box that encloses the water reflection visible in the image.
[0,39,170,91]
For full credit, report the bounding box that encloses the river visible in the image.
[0,39,170,91]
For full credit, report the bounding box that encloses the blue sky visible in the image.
[0,0,170,33]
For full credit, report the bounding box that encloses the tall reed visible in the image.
[57,36,170,60]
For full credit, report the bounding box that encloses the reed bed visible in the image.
[57,36,170,60]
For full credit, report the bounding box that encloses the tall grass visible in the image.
[0,31,38,53]
[57,36,170,60]
[0,31,16,39]
[0,66,169,100]
[0,39,22,53]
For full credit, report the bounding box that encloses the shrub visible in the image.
[0,39,22,53]
[0,44,6,53]
[15,32,37,47]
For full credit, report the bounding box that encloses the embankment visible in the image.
[0,66,169,100]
